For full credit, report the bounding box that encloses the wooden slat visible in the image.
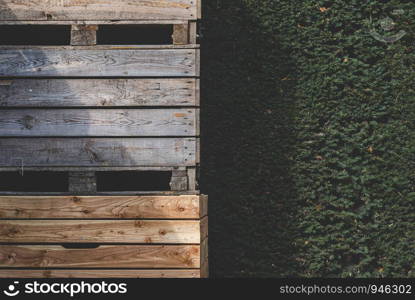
[0,269,200,278]
[0,0,197,21]
[201,238,208,278]
[0,109,197,137]
[0,195,204,219]
[0,48,199,77]
[0,245,200,268]
[0,138,197,167]
[0,79,198,107]
[0,220,200,243]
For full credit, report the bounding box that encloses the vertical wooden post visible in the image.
[170,169,188,191]
[187,167,198,191]
[200,215,208,278]
[188,21,198,44]
[68,172,97,194]
[172,23,189,45]
[71,25,98,46]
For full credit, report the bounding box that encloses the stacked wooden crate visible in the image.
[0,0,207,278]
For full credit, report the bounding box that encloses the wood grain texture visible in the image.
[71,25,97,46]
[0,0,197,21]
[0,138,198,167]
[0,245,200,268]
[0,79,198,107]
[200,238,208,278]
[0,48,199,77]
[0,109,198,137]
[0,195,204,219]
[0,220,201,243]
[0,269,200,278]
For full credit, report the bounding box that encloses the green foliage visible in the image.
[204,0,415,277]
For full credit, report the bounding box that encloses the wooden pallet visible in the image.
[0,194,208,278]
[0,0,207,278]
[0,0,201,193]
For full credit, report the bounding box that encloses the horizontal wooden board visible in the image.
[0,49,198,77]
[0,109,198,137]
[0,138,197,167]
[0,245,200,268]
[0,220,200,243]
[0,269,200,278]
[0,0,197,21]
[0,79,199,107]
[0,195,206,219]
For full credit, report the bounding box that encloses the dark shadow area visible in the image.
[97,171,171,192]
[61,244,100,249]
[98,25,173,45]
[0,172,68,192]
[0,25,70,45]
[201,1,300,277]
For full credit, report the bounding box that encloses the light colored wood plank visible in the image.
[197,0,202,19]
[189,21,198,45]
[0,79,198,107]
[0,109,197,137]
[0,48,199,77]
[0,220,201,243]
[0,0,197,21]
[0,195,204,219]
[0,269,200,278]
[0,138,197,167]
[0,245,200,268]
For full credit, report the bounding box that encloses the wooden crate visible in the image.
[0,195,208,278]
[0,0,201,193]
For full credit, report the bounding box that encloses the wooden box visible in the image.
[0,195,208,278]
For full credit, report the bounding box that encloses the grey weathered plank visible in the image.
[0,109,197,137]
[0,79,198,107]
[0,0,197,21]
[0,48,198,77]
[0,138,197,167]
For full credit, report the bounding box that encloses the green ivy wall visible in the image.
[202,0,415,277]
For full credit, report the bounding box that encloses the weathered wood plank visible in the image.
[0,245,200,268]
[172,23,189,45]
[0,0,197,21]
[0,269,200,278]
[71,25,98,46]
[0,195,204,219]
[0,138,197,167]
[0,109,197,137]
[0,220,201,243]
[0,79,198,107]
[0,49,199,77]
[201,238,208,278]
